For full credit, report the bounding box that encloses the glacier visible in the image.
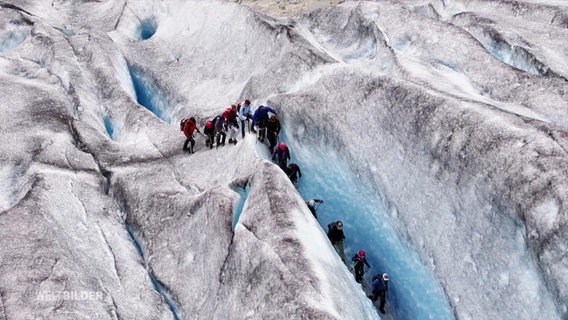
[0,0,567,319]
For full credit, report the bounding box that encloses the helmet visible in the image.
[382,273,389,281]
[307,199,315,207]
[279,142,286,150]
[231,104,237,111]
[358,250,365,257]
[205,120,213,129]
[189,117,196,123]
[244,99,250,105]
[336,221,343,230]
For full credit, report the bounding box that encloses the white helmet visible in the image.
[307,200,315,207]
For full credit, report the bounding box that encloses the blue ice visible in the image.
[137,18,157,40]
[102,115,115,139]
[280,131,454,320]
[232,184,250,231]
[0,29,27,53]
[128,65,172,123]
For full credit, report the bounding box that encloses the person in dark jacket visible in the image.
[369,273,389,314]
[272,142,290,170]
[352,250,371,283]
[225,105,240,144]
[327,220,346,263]
[182,117,200,153]
[203,120,215,149]
[251,105,276,142]
[305,199,323,218]
[266,114,281,150]
[285,163,302,184]
[213,114,226,147]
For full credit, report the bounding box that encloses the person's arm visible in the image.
[365,259,371,268]
[297,166,302,178]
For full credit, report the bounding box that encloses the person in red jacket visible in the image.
[182,117,200,153]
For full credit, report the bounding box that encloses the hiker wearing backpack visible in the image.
[238,99,253,138]
[225,105,240,145]
[285,163,302,184]
[327,220,346,264]
[272,142,290,170]
[305,199,323,218]
[369,273,389,314]
[251,105,276,142]
[213,114,226,147]
[204,120,215,149]
[352,250,371,283]
[181,117,201,154]
[266,114,281,151]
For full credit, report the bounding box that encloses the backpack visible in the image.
[372,274,381,282]
[180,118,187,131]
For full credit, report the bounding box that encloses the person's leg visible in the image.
[221,131,226,145]
[268,132,277,150]
[183,137,191,151]
[190,138,195,153]
[207,134,214,148]
[259,122,266,141]
[241,120,246,138]
[279,159,287,170]
[378,291,386,313]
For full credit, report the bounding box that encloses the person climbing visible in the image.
[203,119,215,149]
[212,114,226,147]
[225,105,240,145]
[251,105,277,142]
[327,220,346,264]
[272,142,290,170]
[266,114,281,151]
[305,199,323,218]
[352,250,371,283]
[285,163,302,184]
[369,273,389,314]
[238,99,253,138]
[181,117,200,154]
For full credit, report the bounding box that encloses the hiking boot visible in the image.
[379,308,385,314]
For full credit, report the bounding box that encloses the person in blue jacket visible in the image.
[238,99,253,138]
[369,273,389,314]
[251,105,276,142]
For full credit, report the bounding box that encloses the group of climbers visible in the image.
[182,101,253,152]
[180,101,389,315]
[326,219,389,314]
